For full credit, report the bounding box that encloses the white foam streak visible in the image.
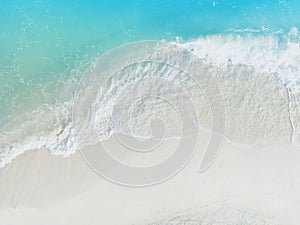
[1,29,300,167]
[177,28,300,92]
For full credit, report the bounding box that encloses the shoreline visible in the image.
[1,132,300,224]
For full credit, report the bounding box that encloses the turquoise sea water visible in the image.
[1,0,300,165]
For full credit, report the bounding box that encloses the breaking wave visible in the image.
[1,28,300,167]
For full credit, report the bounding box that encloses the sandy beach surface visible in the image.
[1,131,300,225]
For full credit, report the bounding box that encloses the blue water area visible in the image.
[0,0,299,123]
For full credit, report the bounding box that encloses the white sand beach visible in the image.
[1,131,300,225]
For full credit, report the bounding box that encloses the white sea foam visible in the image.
[176,27,300,145]
[1,29,300,167]
[177,28,300,93]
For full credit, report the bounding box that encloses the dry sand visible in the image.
[1,131,300,225]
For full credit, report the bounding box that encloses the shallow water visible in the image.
[1,0,300,166]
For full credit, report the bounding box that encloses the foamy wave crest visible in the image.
[176,27,300,145]
[1,29,300,167]
[0,101,75,167]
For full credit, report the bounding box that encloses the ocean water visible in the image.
[1,0,300,166]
